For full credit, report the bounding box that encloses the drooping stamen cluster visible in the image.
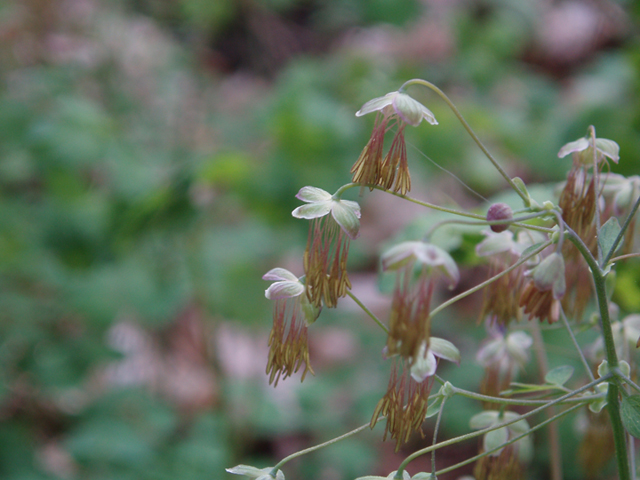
[557,132,620,319]
[304,215,352,309]
[266,297,314,386]
[476,230,541,327]
[370,359,435,451]
[372,242,460,446]
[473,445,524,480]
[263,268,320,386]
[292,187,361,309]
[353,91,437,195]
[519,252,566,324]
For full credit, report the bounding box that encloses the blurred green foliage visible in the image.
[0,0,639,479]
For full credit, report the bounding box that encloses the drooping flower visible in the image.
[519,252,566,324]
[263,268,320,386]
[476,229,543,327]
[355,469,432,480]
[381,241,459,362]
[226,465,284,480]
[470,411,532,480]
[370,242,459,449]
[292,187,361,309]
[352,91,438,195]
[476,325,532,405]
[558,135,619,166]
[589,312,640,366]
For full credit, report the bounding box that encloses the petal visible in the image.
[292,202,332,219]
[415,244,459,288]
[558,137,589,158]
[392,93,437,127]
[476,230,517,257]
[339,199,361,218]
[355,92,396,117]
[484,427,509,456]
[410,350,438,382]
[595,138,620,163]
[226,465,271,478]
[295,186,332,203]
[265,281,304,299]
[381,241,421,271]
[429,337,461,364]
[263,268,298,282]
[469,411,500,429]
[331,201,360,239]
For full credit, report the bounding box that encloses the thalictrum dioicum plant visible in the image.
[228,79,640,480]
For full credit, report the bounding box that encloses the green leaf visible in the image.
[511,177,531,207]
[520,242,544,260]
[425,397,442,419]
[621,395,640,438]
[599,217,622,260]
[545,365,574,386]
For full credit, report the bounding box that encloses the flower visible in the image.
[486,203,513,233]
[263,268,320,386]
[226,465,284,480]
[409,337,461,382]
[381,241,459,361]
[476,325,532,404]
[292,187,361,309]
[476,229,544,327]
[589,313,640,365]
[356,470,432,480]
[519,252,566,324]
[470,410,532,480]
[558,135,619,166]
[352,91,437,195]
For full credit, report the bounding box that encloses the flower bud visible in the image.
[487,203,513,233]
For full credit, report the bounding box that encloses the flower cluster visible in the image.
[352,91,437,195]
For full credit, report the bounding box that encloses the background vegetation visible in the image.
[0,0,639,479]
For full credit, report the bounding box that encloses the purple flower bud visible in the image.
[487,203,513,233]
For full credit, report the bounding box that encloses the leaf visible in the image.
[545,365,574,386]
[425,397,442,419]
[519,242,544,260]
[511,177,531,207]
[621,395,640,438]
[599,217,622,260]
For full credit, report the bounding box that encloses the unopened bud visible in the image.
[487,203,513,233]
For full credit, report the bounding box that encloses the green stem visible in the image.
[566,226,630,480]
[397,375,608,473]
[435,403,583,477]
[271,421,375,473]
[451,385,604,406]
[429,240,552,320]
[603,192,640,266]
[346,290,388,334]
[399,79,529,205]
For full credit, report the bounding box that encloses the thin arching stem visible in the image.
[399,79,529,205]
[559,304,595,382]
[346,290,388,334]
[603,192,640,266]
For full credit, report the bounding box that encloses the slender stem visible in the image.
[603,193,640,265]
[429,240,552,320]
[431,398,447,476]
[397,375,608,472]
[399,79,529,205]
[335,183,484,220]
[422,211,550,241]
[451,385,604,406]
[610,253,640,263]
[566,227,630,479]
[271,421,375,472]
[435,403,583,476]
[559,304,595,382]
[617,371,640,395]
[346,290,388,334]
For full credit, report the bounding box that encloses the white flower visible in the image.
[356,91,438,127]
[476,330,533,376]
[381,241,459,288]
[356,470,432,480]
[292,186,361,239]
[469,411,533,462]
[410,337,461,382]
[558,135,619,165]
[226,465,284,480]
